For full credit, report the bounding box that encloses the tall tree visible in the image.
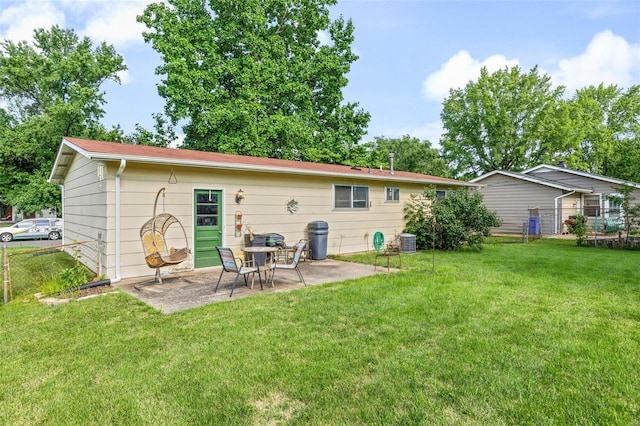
[440,66,569,179]
[138,0,370,162]
[564,84,640,179]
[0,26,126,214]
[354,135,451,177]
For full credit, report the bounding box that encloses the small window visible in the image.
[436,190,448,202]
[334,184,369,209]
[385,187,400,203]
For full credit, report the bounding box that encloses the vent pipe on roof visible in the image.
[389,153,395,175]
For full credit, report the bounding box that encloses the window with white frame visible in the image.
[583,195,601,217]
[385,187,400,203]
[607,194,622,218]
[334,184,369,209]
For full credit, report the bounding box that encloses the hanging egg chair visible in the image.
[139,187,190,285]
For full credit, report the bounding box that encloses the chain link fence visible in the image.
[493,206,636,239]
[3,239,103,303]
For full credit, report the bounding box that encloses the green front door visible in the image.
[194,189,223,268]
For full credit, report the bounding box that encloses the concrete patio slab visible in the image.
[114,258,397,314]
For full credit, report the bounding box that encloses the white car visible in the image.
[0,218,63,242]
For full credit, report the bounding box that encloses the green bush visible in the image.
[572,214,587,246]
[404,187,501,250]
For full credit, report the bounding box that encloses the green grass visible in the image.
[3,246,85,297]
[1,239,638,424]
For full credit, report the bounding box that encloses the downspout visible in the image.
[113,159,127,283]
[554,191,575,235]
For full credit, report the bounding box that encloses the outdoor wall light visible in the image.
[235,189,245,204]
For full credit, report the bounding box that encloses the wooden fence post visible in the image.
[3,244,8,303]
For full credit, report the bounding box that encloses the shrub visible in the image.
[572,214,587,246]
[404,187,501,251]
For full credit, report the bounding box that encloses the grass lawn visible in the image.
[0,238,638,424]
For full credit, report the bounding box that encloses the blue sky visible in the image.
[1,0,639,147]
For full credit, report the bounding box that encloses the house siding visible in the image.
[97,162,438,280]
[475,174,563,234]
[58,154,108,274]
[527,169,640,216]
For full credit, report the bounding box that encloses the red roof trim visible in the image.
[62,137,474,186]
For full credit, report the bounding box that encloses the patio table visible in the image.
[241,246,281,287]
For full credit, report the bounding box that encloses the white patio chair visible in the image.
[272,240,307,286]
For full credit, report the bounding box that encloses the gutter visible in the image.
[554,191,576,235]
[113,159,126,283]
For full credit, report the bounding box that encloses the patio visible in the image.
[114,258,396,313]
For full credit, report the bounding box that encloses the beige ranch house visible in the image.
[49,137,476,282]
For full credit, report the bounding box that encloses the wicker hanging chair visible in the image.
[139,188,190,284]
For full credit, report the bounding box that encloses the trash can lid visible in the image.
[308,220,329,229]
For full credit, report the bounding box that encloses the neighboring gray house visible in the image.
[471,164,640,235]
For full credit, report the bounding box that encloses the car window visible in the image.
[35,220,50,227]
[16,221,34,229]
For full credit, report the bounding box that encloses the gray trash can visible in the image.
[308,221,328,260]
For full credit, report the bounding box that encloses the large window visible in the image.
[385,187,400,203]
[334,184,369,209]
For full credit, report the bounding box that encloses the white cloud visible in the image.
[550,30,640,94]
[317,29,331,46]
[0,0,65,42]
[0,1,150,48]
[81,1,150,48]
[421,50,519,100]
[116,68,132,85]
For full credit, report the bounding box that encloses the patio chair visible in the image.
[273,240,307,286]
[214,247,263,297]
[139,188,190,285]
[281,239,311,263]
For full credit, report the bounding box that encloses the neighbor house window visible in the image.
[385,187,400,203]
[583,195,601,217]
[334,184,369,209]
[607,195,622,218]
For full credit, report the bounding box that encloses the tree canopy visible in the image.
[564,84,640,181]
[138,0,370,162]
[0,26,127,214]
[346,135,451,176]
[439,65,639,182]
[440,66,569,179]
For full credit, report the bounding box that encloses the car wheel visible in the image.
[48,231,60,240]
[0,233,13,242]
